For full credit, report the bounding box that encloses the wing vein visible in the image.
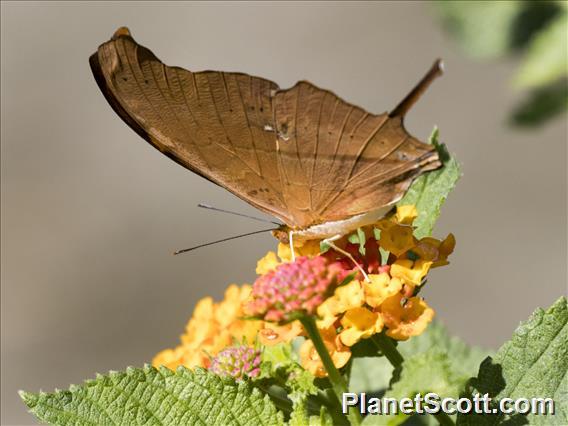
[345,114,389,179]
[309,93,325,212]
[293,86,304,173]
[204,73,238,155]
[172,68,213,170]
[234,75,263,177]
[350,134,408,182]
[117,41,171,142]
[324,105,353,179]
[317,135,412,215]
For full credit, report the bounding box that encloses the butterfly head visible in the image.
[271,225,292,244]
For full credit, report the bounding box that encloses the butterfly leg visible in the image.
[289,231,296,262]
[322,234,370,282]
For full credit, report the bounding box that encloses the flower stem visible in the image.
[300,316,362,425]
[371,333,456,426]
[371,333,403,368]
[256,383,293,414]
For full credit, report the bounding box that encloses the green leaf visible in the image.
[289,396,334,426]
[350,356,395,394]
[398,321,490,381]
[367,350,464,426]
[373,228,390,265]
[357,322,490,426]
[434,1,563,59]
[20,365,284,426]
[348,228,367,256]
[388,350,465,401]
[457,296,568,425]
[361,414,407,426]
[435,1,566,126]
[434,1,522,58]
[260,342,318,404]
[262,342,295,369]
[348,234,360,245]
[514,11,568,88]
[398,128,461,238]
[510,79,568,127]
[350,322,489,395]
[320,241,330,253]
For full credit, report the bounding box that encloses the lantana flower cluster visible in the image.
[152,284,264,370]
[153,205,454,380]
[246,255,349,323]
[209,344,261,381]
[249,205,454,376]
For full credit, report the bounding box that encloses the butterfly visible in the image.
[90,27,443,265]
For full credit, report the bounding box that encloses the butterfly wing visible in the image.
[90,28,293,224]
[270,82,440,224]
[91,27,440,229]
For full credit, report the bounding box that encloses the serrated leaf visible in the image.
[289,396,334,426]
[457,296,567,425]
[260,342,318,404]
[514,11,568,88]
[20,365,284,426]
[388,350,465,400]
[398,321,490,381]
[361,349,469,426]
[288,397,310,426]
[398,128,461,239]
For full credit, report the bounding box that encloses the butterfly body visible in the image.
[90,27,444,244]
[272,204,393,243]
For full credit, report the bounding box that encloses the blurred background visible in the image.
[1,1,566,424]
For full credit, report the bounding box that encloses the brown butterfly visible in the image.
[90,27,442,261]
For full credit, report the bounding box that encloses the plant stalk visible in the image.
[371,333,403,368]
[300,316,362,425]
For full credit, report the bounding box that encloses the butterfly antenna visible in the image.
[197,203,281,225]
[389,58,444,118]
[174,227,277,255]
